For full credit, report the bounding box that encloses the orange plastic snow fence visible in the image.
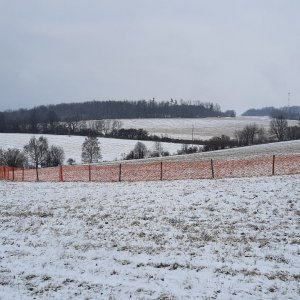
[0,154,299,183]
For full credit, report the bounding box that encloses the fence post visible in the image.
[88,165,91,181]
[36,167,39,182]
[272,155,275,175]
[119,164,122,182]
[59,165,63,182]
[12,167,15,181]
[211,159,215,179]
[22,167,25,181]
[160,162,163,181]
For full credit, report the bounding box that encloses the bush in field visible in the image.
[150,141,164,157]
[149,150,170,158]
[177,144,200,155]
[67,158,76,165]
[125,142,148,160]
[81,136,102,163]
[203,135,234,151]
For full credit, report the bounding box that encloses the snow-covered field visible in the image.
[0,133,182,163]
[156,140,300,162]
[0,175,299,299]
[120,116,299,140]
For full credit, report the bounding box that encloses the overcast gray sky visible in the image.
[0,0,299,114]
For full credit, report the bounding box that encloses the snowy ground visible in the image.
[120,116,299,140]
[0,175,299,299]
[0,133,182,163]
[155,139,300,162]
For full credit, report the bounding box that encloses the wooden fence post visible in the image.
[12,167,14,181]
[211,159,215,179]
[272,155,275,175]
[22,167,25,181]
[119,164,122,182]
[59,165,63,182]
[88,165,91,181]
[160,162,163,181]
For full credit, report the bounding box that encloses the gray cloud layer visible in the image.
[1,0,299,113]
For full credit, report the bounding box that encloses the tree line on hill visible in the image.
[203,115,300,151]
[1,115,299,175]
[242,106,300,120]
[0,99,236,134]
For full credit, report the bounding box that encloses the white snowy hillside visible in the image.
[0,133,182,163]
[119,116,299,140]
[155,139,300,162]
[0,174,299,299]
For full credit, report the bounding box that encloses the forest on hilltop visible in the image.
[242,106,300,120]
[0,99,235,133]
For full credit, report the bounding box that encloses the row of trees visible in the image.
[0,137,65,180]
[1,116,299,171]
[203,116,300,151]
[124,141,171,160]
[242,106,300,120]
[0,148,27,168]
[235,116,300,146]
[0,135,103,180]
[0,138,65,169]
[0,99,235,134]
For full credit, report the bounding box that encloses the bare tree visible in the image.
[256,127,268,144]
[286,125,300,140]
[154,141,163,156]
[103,120,112,135]
[2,148,27,167]
[65,116,79,135]
[0,148,4,165]
[94,120,105,135]
[149,141,164,158]
[78,121,87,132]
[81,136,102,163]
[270,115,288,141]
[24,136,49,181]
[44,145,65,167]
[234,123,258,146]
[112,120,123,132]
[246,124,259,145]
